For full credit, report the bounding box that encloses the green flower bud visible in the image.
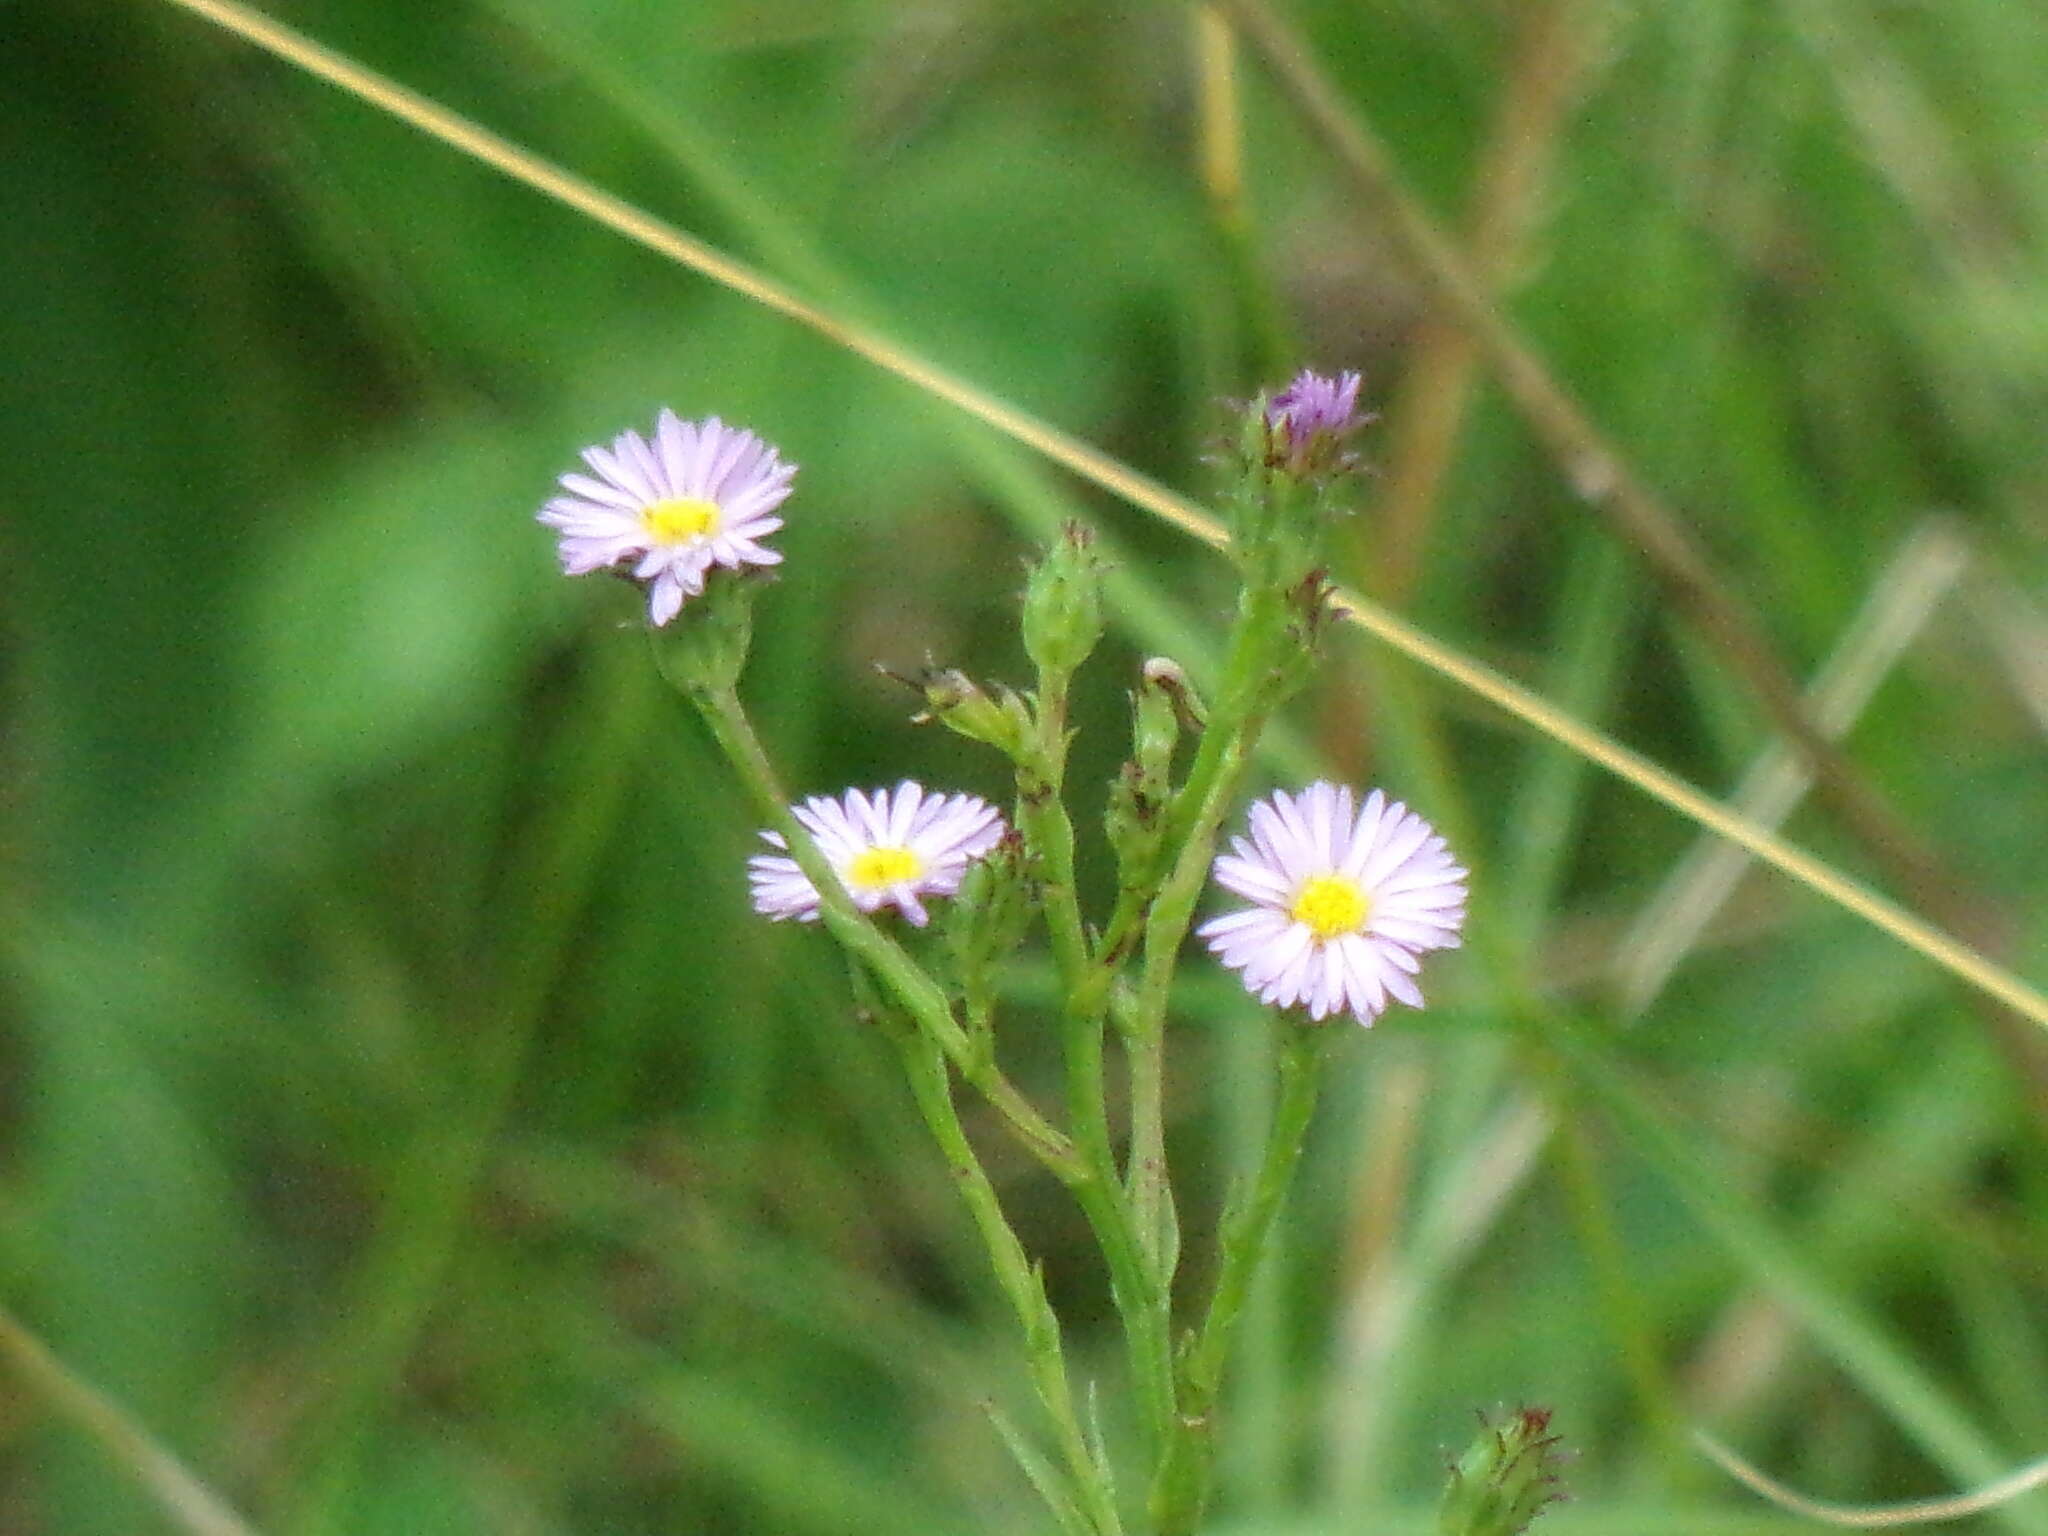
[1020,521,1109,686]
[1437,1408,1567,1536]
[894,665,1035,760]
[1107,657,1202,896]
[647,571,761,697]
[1134,682,1177,782]
[1136,657,1205,772]
[945,829,1035,993]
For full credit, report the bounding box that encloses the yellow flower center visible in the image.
[640,497,721,543]
[847,845,922,892]
[1290,873,1368,942]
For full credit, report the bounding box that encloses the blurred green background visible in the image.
[5,0,2047,1532]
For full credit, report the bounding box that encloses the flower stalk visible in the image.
[882,981,1127,1536]
[1150,1024,1331,1534]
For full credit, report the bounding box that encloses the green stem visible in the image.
[1020,680,1114,1185]
[1074,581,1293,1487]
[1022,677,1181,1458]
[893,1027,1126,1536]
[1127,761,1276,1484]
[1071,1160,1178,1459]
[1150,1025,1331,1535]
[1125,585,1285,1273]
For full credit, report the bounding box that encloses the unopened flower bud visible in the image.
[892,665,1034,760]
[1220,370,1374,592]
[1436,1407,1567,1536]
[1141,657,1208,732]
[1107,657,1201,893]
[1021,522,1109,685]
[1133,671,1180,786]
[946,829,1035,985]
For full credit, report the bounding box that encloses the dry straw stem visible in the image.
[1192,5,1249,237]
[0,1303,263,1536]
[1696,1429,2048,1528]
[151,0,2048,1034]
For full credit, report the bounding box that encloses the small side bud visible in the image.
[885,664,1035,760]
[1020,522,1109,685]
[1133,672,1180,786]
[1436,1407,1567,1536]
[1140,657,1208,733]
[1109,656,1203,893]
[946,829,1035,986]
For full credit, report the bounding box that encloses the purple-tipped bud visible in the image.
[1262,368,1369,476]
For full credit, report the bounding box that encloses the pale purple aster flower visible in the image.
[539,410,794,625]
[748,782,1007,927]
[1198,782,1466,1026]
[1262,369,1368,473]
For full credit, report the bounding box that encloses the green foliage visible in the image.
[4,1,2046,1533]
